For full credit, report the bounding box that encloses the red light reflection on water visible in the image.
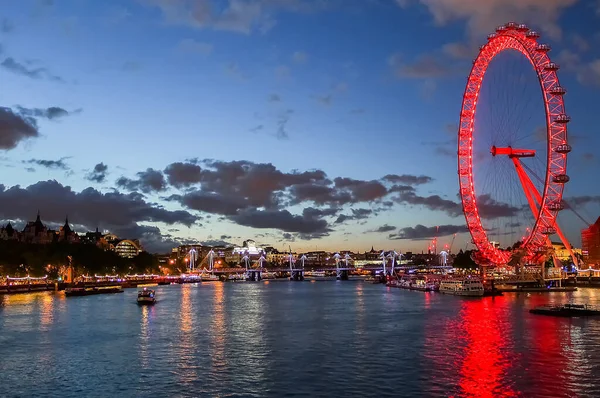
[455,298,516,398]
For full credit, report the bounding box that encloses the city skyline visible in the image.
[1,0,600,253]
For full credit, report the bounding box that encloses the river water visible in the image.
[1,281,599,397]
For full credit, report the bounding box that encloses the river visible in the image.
[1,281,599,397]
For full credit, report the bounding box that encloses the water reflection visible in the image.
[177,285,198,384]
[139,305,153,370]
[457,298,515,398]
[210,282,227,375]
[39,293,55,330]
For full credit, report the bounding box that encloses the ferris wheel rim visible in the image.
[457,23,569,266]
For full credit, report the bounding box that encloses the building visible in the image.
[114,239,142,258]
[0,222,19,240]
[551,241,582,263]
[20,212,53,244]
[58,217,80,243]
[582,217,600,266]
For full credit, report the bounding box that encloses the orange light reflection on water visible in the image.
[210,282,227,372]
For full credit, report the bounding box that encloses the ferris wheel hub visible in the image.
[490,146,536,158]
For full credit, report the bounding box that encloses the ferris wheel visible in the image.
[457,22,572,266]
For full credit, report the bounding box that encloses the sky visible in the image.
[1,0,599,254]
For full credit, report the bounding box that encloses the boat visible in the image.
[439,276,484,296]
[530,303,600,317]
[261,271,276,280]
[200,273,220,282]
[137,288,156,304]
[306,271,326,278]
[65,286,124,297]
[227,273,247,282]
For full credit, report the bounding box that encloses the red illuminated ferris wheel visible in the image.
[457,22,572,266]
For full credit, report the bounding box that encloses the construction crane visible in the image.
[449,233,457,254]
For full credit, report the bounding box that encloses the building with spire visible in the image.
[58,216,80,243]
[21,211,53,244]
[0,222,19,240]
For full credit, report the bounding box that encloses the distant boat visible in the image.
[65,286,123,297]
[530,303,600,317]
[137,288,156,305]
[201,273,220,282]
[439,277,484,296]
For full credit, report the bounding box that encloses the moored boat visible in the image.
[65,286,124,297]
[137,288,156,304]
[530,303,600,317]
[201,273,220,282]
[439,276,484,296]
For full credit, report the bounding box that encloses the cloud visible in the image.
[177,38,213,55]
[441,41,475,59]
[406,0,577,40]
[0,107,39,150]
[143,0,331,35]
[371,224,396,233]
[15,106,79,120]
[383,174,433,185]
[0,180,198,234]
[24,157,70,170]
[389,53,449,79]
[292,51,308,63]
[86,162,108,183]
[116,168,167,193]
[164,162,202,188]
[1,57,64,82]
[334,208,372,224]
[477,194,520,219]
[268,93,281,102]
[397,191,463,217]
[314,94,332,106]
[1,18,14,34]
[390,224,467,240]
[276,109,292,139]
[231,208,331,234]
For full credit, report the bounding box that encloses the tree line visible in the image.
[0,241,160,278]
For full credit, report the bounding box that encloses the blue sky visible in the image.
[1,0,599,253]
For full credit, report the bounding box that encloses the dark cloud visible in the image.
[24,157,69,170]
[289,183,351,206]
[1,57,64,82]
[397,192,463,217]
[220,234,232,240]
[383,174,433,185]
[86,162,108,183]
[0,107,39,150]
[117,168,167,193]
[390,224,467,240]
[334,177,388,202]
[371,224,396,233]
[171,159,330,210]
[335,208,372,224]
[0,180,198,233]
[276,109,292,140]
[230,208,330,234]
[16,106,79,120]
[164,162,202,188]
[564,195,600,208]
[477,194,520,219]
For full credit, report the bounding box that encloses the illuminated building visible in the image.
[114,239,142,258]
[551,241,582,262]
[582,217,600,266]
